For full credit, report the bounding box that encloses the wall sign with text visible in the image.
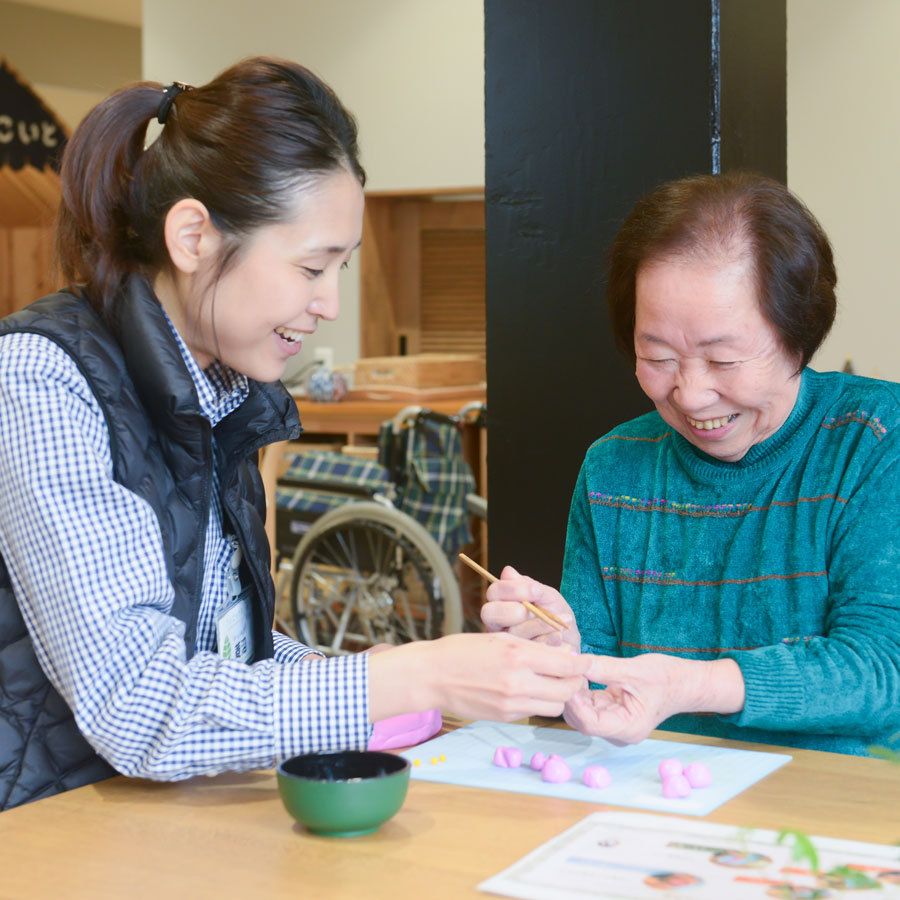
[0,60,67,171]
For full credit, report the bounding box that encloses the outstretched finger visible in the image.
[586,654,630,686]
[525,644,593,679]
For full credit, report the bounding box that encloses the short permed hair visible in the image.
[607,172,836,369]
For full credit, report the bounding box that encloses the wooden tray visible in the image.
[348,382,486,402]
[354,353,485,390]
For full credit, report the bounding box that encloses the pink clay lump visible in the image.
[658,758,683,780]
[493,746,523,768]
[684,761,712,788]
[661,773,692,798]
[530,752,547,771]
[582,765,611,789]
[541,754,572,783]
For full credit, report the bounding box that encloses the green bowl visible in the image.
[276,750,411,837]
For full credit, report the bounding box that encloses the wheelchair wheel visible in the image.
[289,501,463,655]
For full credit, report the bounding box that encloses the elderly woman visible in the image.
[483,171,900,755]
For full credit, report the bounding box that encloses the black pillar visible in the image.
[484,0,786,586]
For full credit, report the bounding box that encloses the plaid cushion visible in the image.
[276,450,390,516]
[379,418,476,556]
[277,425,476,558]
[275,485,354,515]
[281,449,390,490]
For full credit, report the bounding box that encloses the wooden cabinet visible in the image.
[360,187,485,360]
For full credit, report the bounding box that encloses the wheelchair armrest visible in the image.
[277,475,380,499]
[466,493,487,519]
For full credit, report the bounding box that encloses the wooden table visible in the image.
[2,720,898,899]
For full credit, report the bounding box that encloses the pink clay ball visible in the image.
[658,757,684,780]
[541,754,572,784]
[661,774,692,798]
[530,752,547,771]
[684,762,712,788]
[493,746,523,768]
[582,765,611,789]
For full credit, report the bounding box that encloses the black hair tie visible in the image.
[157,82,191,125]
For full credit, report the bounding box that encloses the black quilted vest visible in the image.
[0,277,301,810]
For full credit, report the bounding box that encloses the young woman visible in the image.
[0,58,589,810]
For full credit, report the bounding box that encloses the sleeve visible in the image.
[722,440,900,738]
[0,333,370,780]
[560,458,621,657]
[272,629,325,663]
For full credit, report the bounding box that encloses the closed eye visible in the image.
[709,360,739,369]
[301,267,324,279]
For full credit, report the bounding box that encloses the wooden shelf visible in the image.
[360,187,485,360]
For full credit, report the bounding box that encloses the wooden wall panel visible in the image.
[0,226,58,317]
[359,202,399,357]
[360,189,485,360]
[421,229,485,356]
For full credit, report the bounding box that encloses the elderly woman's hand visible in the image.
[480,566,581,653]
[563,654,746,745]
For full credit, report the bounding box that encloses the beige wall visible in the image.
[142,0,485,371]
[788,0,900,381]
[0,0,141,131]
[23,1,885,384]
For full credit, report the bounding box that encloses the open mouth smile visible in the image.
[686,413,738,431]
[274,326,304,345]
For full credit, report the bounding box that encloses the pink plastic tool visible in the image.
[367,709,442,751]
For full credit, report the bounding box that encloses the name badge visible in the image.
[216,587,254,663]
[217,534,253,663]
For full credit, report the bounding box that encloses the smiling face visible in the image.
[633,254,802,462]
[166,168,364,383]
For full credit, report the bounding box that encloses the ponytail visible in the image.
[56,84,163,315]
[56,58,365,319]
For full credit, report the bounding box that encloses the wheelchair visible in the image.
[273,402,486,656]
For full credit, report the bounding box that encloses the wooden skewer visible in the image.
[457,553,568,632]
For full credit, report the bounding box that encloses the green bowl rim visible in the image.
[277,750,411,784]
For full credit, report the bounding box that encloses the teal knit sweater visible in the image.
[561,368,900,755]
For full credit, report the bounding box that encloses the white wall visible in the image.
[788,0,900,381]
[0,0,141,132]
[142,0,485,374]
[143,2,899,383]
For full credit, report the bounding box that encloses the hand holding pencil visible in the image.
[462,554,582,653]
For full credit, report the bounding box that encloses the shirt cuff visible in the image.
[273,651,370,759]
[272,630,326,664]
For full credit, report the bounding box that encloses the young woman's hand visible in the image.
[563,654,745,744]
[367,631,592,723]
[480,566,581,653]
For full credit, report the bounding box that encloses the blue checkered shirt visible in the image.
[0,316,370,781]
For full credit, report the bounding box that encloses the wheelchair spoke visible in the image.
[291,511,451,655]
